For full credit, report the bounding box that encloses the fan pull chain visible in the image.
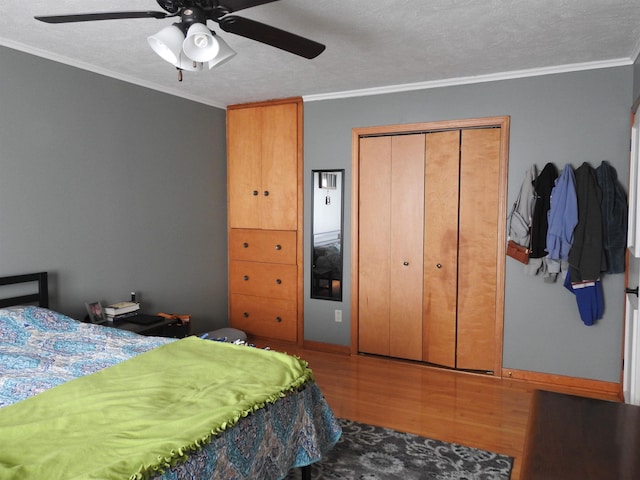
[177,68,183,82]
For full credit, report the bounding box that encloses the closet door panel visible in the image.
[423,131,460,368]
[457,128,501,372]
[358,136,392,356]
[228,107,262,228]
[389,134,425,360]
[261,103,299,230]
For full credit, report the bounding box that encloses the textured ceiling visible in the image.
[2,0,640,108]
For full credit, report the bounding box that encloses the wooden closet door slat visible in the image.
[389,134,425,361]
[423,130,460,368]
[358,136,392,356]
[457,127,501,372]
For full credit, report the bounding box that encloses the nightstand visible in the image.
[110,314,190,338]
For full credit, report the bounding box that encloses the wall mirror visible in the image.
[311,170,344,301]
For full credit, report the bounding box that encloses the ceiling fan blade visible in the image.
[221,0,280,13]
[218,15,325,59]
[34,11,169,24]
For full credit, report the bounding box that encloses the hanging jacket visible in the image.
[568,162,606,282]
[508,165,538,248]
[529,163,558,259]
[564,270,604,326]
[595,160,627,274]
[546,164,578,261]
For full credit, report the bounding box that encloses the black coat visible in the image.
[568,162,606,282]
[529,163,558,259]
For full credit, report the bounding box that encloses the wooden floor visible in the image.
[266,343,621,480]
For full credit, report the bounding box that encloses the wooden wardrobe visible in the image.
[227,98,303,344]
[353,117,509,375]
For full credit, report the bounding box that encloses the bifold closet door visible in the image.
[423,128,501,372]
[423,130,460,368]
[456,128,501,372]
[358,134,425,360]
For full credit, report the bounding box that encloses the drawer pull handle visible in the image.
[263,190,269,196]
[275,244,282,250]
[252,190,259,196]
[243,312,249,318]
[243,242,249,248]
[275,316,282,323]
[243,275,249,281]
[276,279,282,284]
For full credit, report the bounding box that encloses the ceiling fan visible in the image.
[35,0,325,75]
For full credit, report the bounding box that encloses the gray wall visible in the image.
[2,44,635,383]
[0,46,228,333]
[303,66,633,383]
[635,52,640,105]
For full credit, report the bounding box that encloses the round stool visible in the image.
[205,327,247,343]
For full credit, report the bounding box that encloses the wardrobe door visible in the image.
[389,134,425,360]
[457,128,502,372]
[227,103,298,230]
[261,103,298,230]
[227,107,262,228]
[423,130,461,368]
[358,136,392,356]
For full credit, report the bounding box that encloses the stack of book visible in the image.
[104,301,140,323]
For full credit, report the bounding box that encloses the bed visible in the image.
[0,272,341,479]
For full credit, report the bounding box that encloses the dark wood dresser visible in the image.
[522,389,640,479]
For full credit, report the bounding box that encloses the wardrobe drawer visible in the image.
[230,294,297,342]
[229,260,297,300]
[229,229,296,264]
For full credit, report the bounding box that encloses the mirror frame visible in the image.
[311,169,345,301]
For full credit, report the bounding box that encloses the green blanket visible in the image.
[0,336,313,480]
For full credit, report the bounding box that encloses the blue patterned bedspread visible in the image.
[0,306,341,479]
[0,306,172,408]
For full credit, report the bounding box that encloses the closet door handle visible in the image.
[275,316,282,323]
[276,279,282,284]
[436,263,442,269]
[243,312,249,318]
[243,242,249,248]
[626,287,639,297]
[403,261,409,266]
[275,244,282,250]
[263,191,269,196]
[243,275,249,281]
[252,190,259,196]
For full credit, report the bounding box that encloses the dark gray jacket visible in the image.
[595,160,627,274]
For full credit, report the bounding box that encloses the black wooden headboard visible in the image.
[0,272,49,308]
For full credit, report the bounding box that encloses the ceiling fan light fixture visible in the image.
[207,34,236,69]
[183,23,220,62]
[148,24,185,65]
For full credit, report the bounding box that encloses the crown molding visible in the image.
[2,37,635,108]
[303,57,634,102]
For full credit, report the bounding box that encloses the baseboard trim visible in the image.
[502,368,622,400]
[302,340,351,355]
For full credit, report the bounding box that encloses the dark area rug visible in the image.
[285,418,513,479]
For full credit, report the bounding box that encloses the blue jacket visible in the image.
[546,164,578,260]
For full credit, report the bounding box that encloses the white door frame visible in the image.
[624,108,640,405]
